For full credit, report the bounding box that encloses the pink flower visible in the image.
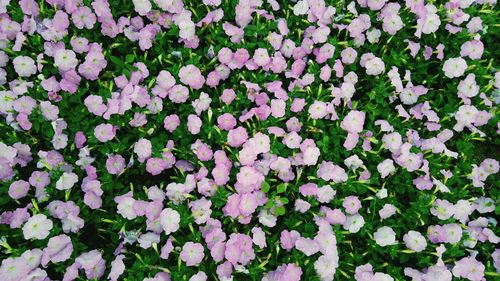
[180,242,205,266]
[94,124,115,142]
[132,0,151,15]
[263,263,302,281]
[221,89,236,105]
[253,48,271,66]
[227,127,248,147]
[146,158,167,175]
[42,234,73,265]
[317,161,348,183]
[187,114,202,134]
[343,196,362,214]
[379,204,397,220]
[134,138,152,162]
[367,0,386,10]
[168,85,190,103]
[163,114,180,132]
[8,180,30,200]
[460,40,484,60]
[251,227,267,248]
[295,237,319,256]
[452,256,485,281]
[341,110,365,134]
[23,214,53,240]
[72,7,96,29]
[106,155,126,175]
[179,64,205,90]
[364,56,385,75]
[341,47,357,64]
[29,171,50,189]
[280,230,300,251]
[308,101,328,119]
[217,113,237,130]
[239,193,258,216]
[374,226,397,246]
[223,193,241,218]
[108,255,125,281]
[196,143,213,162]
[283,132,302,149]
[84,95,107,116]
[225,233,255,266]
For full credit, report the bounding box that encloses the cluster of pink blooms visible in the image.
[1,0,499,280]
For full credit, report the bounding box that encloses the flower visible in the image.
[42,234,73,265]
[160,208,180,235]
[403,230,427,252]
[180,242,205,266]
[108,255,125,281]
[452,256,485,281]
[55,172,78,190]
[343,196,362,214]
[13,56,37,77]
[179,64,205,90]
[443,57,467,78]
[374,226,397,246]
[343,214,365,233]
[94,124,116,142]
[105,155,126,175]
[377,159,395,178]
[133,138,152,162]
[341,110,365,133]
[23,214,53,240]
[8,180,30,200]
[54,49,78,71]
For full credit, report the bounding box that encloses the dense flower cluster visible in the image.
[0,0,499,280]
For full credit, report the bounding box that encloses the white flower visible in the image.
[303,146,320,166]
[23,214,53,240]
[117,197,137,220]
[344,155,363,170]
[314,254,337,281]
[376,188,388,199]
[132,0,151,15]
[13,56,37,77]
[293,1,309,16]
[343,214,365,233]
[189,271,208,281]
[54,49,78,71]
[373,272,394,281]
[403,230,427,252]
[442,57,467,78]
[133,138,152,161]
[377,159,396,178]
[258,210,277,228]
[422,13,441,34]
[160,208,180,235]
[365,57,385,75]
[0,142,17,162]
[52,134,68,150]
[367,29,382,43]
[374,226,397,246]
[55,172,78,190]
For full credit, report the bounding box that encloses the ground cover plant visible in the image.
[0,0,499,280]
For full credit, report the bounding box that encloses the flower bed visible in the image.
[0,0,499,281]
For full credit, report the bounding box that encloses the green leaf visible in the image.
[261,181,270,193]
[276,183,287,194]
[275,206,286,216]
